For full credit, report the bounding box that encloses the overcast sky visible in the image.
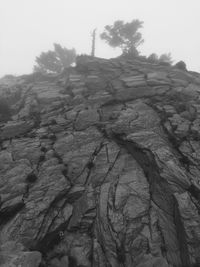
[0,0,200,77]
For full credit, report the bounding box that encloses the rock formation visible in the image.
[0,56,200,267]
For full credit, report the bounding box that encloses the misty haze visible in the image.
[1,1,200,267]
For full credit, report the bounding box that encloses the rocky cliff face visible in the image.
[0,56,200,267]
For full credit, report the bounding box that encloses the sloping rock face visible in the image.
[1,56,200,267]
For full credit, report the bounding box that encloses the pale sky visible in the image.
[0,0,200,77]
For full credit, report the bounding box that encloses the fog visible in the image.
[0,0,200,77]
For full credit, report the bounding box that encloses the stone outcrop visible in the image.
[0,56,200,267]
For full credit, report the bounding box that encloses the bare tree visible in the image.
[91,29,97,57]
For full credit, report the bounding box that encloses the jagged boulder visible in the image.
[0,56,200,267]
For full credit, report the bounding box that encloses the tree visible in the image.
[100,20,144,55]
[148,53,159,63]
[175,61,187,71]
[159,53,173,64]
[148,52,173,65]
[34,43,76,74]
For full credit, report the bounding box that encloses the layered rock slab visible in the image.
[1,56,200,266]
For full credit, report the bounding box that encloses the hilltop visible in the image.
[0,56,200,267]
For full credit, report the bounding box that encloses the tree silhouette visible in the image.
[175,61,187,71]
[100,20,144,55]
[159,53,173,64]
[34,44,76,74]
[148,53,159,63]
[148,52,173,65]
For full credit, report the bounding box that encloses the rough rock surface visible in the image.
[1,56,200,267]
